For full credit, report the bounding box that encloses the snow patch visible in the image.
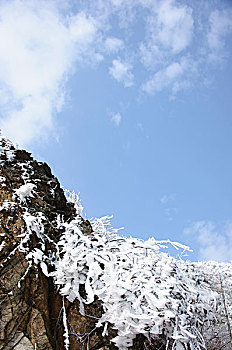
[0,136,16,162]
[0,241,5,251]
[14,183,36,202]
[0,200,15,211]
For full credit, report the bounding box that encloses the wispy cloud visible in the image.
[160,193,177,221]
[164,207,177,221]
[105,37,124,53]
[0,0,102,146]
[111,112,122,126]
[109,59,134,87]
[139,1,232,95]
[142,61,183,94]
[160,194,175,204]
[140,0,193,70]
[207,9,232,63]
[151,0,193,54]
[137,122,144,132]
[142,57,194,96]
[184,221,232,262]
[139,0,200,97]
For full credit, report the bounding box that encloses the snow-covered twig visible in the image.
[62,297,70,350]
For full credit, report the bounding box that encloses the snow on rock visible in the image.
[0,176,5,182]
[18,162,35,181]
[0,200,16,211]
[14,183,36,202]
[0,134,16,163]
[0,240,5,252]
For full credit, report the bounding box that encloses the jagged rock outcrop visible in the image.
[0,137,159,350]
[0,138,108,350]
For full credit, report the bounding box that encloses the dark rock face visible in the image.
[0,138,161,350]
[0,138,68,349]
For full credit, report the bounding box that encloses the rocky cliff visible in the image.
[0,136,231,350]
[0,137,111,349]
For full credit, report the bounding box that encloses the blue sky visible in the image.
[0,0,232,261]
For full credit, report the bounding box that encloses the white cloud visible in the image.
[164,207,177,221]
[142,61,185,94]
[139,42,163,70]
[160,193,176,221]
[69,12,97,44]
[207,10,232,62]
[111,0,124,6]
[160,194,175,204]
[105,37,124,53]
[140,0,193,71]
[138,1,232,96]
[155,0,193,53]
[111,112,122,126]
[184,221,232,262]
[137,122,144,132]
[142,56,197,96]
[0,0,101,146]
[109,59,134,87]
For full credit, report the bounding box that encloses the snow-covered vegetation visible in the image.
[0,135,231,350]
[51,197,232,350]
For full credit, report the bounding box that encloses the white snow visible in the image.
[0,176,5,182]
[18,163,34,181]
[0,241,5,251]
[62,298,70,350]
[5,150,15,161]
[0,135,16,162]
[0,200,16,211]
[64,189,83,216]
[14,183,36,202]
